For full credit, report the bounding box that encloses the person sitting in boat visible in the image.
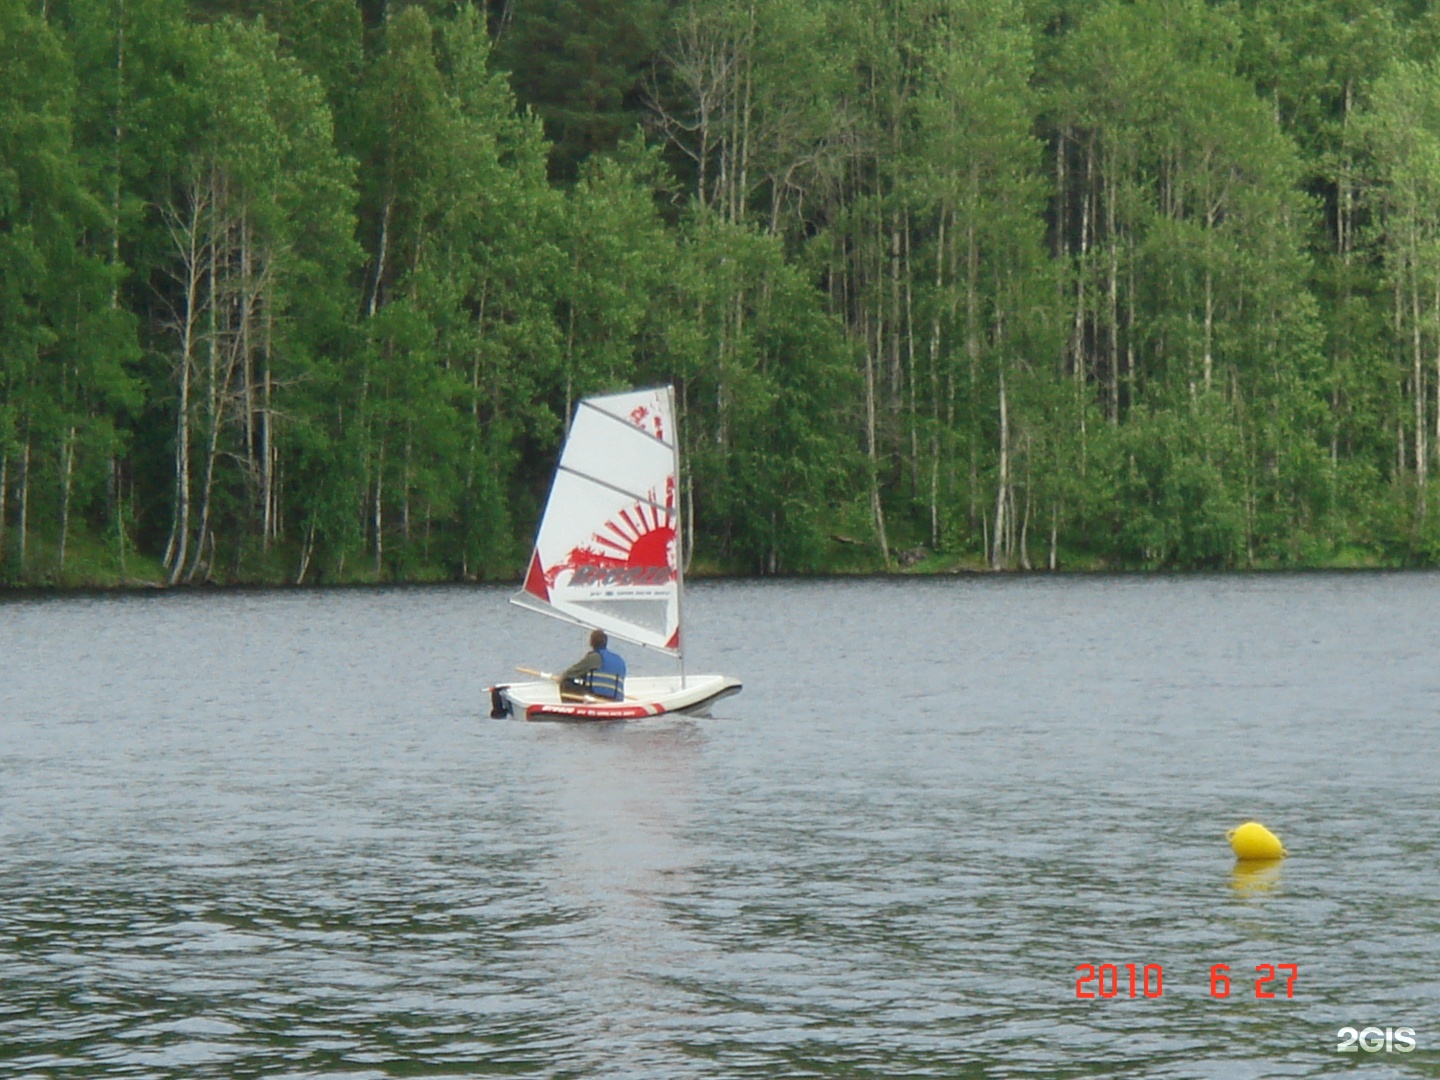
[558,629,626,701]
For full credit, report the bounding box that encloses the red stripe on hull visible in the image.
[525,701,666,721]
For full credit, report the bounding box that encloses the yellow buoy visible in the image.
[1226,821,1286,860]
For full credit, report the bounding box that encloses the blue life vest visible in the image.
[587,647,627,700]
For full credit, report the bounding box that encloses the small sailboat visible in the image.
[489,386,742,721]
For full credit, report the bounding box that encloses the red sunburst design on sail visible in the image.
[544,480,676,586]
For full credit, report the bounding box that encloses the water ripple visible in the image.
[1,577,1438,1076]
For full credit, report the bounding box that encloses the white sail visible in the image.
[512,386,682,655]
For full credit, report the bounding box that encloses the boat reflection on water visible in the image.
[518,720,715,1069]
[1229,858,1284,894]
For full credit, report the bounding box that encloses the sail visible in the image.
[512,387,682,655]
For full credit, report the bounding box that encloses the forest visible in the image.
[5,0,1440,585]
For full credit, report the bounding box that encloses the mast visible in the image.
[670,385,687,687]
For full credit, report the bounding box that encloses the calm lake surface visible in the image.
[2,573,1438,1078]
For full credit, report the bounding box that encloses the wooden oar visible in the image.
[514,665,637,703]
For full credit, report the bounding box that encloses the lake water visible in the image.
[1,573,1437,1078]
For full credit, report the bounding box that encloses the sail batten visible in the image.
[579,398,676,449]
[512,387,682,657]
[556,463,671,512]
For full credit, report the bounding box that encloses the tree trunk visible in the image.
[904,214,918,484]
[373,438,385,577]
[928,213,944,548]
[1049,498,1059,571]
[992,366,1009,570]
[1412,238,1426,518]
[402,436,412,545]
[187,381,227,584]
[1434,276,1440,479]
[1072,137,1092,384]
[240,208,256,498]
[367,197,392,318]
[109,0,125,308]
[17,438,29,575]
[735,0,753,225]
[58,425,75,571]
[1204,186,1217,395]
[296,515,316,585]
[163,182,207,584]
[114,456,126,579]
[1395,279,1406,478]
[864,338,890,566]
[261,302,275,548]
[0,452,7,566]
[1107,146,1120,420]
[1019,433,1032,570]
[186,172,230,584]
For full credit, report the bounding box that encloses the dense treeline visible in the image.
[6,0,1440,584]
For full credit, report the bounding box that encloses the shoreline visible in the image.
[0,560,1426,598]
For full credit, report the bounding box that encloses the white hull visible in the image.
[492,673,742,722]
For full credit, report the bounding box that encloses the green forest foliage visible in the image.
[6,0,1440,584]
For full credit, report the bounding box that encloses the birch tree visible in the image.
[159,17,354,582]
[1360,58,1440,525]
[0,1,138,580]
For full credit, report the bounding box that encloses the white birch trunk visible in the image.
[58,425,75,571]
[17,438,29,574]
[864,338,890,566]
[0,452,7,565]
[162,182,207,583]
[991,367,1009,570]
[373,438,385,577]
